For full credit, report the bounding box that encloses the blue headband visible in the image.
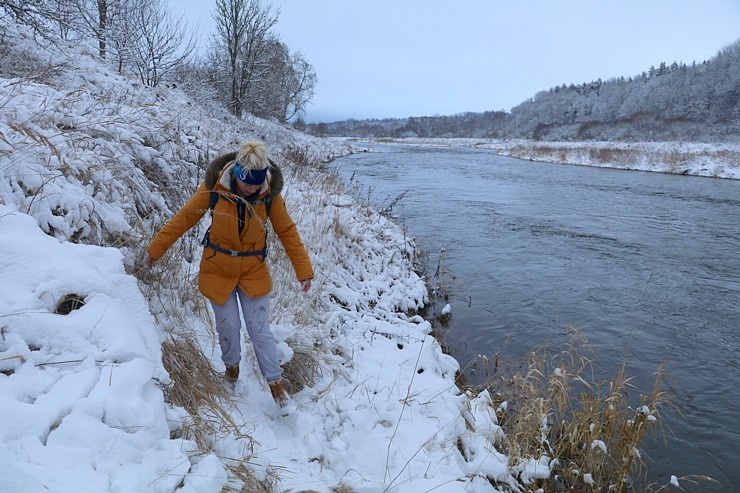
[234,162,268,185]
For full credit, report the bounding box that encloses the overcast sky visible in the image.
[170,0,740,123]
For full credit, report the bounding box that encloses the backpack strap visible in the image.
[201,192,274,260]
[208,191,272,216]
[209,190,219,211]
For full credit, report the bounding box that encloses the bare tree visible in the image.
[212,0,278,117]
[106,0,139,73]
[0,0,57,36]
[96,0,107,57]
[258,40,315,122]
[130,0,196,87]
[50,0,78,39]
[281,50,316,122]
[70,0,115,58]
[250,37,289,119]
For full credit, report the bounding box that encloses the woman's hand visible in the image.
[147,254,157,269]
[300,279,312,292]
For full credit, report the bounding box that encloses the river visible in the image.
[334,143,740,492]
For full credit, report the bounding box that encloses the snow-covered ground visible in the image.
[0,198,510,492]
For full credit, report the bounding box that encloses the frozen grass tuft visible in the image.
[160,332,252,452]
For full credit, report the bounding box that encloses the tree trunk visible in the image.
[97,0,107,59]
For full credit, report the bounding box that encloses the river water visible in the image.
[334,143,740,492]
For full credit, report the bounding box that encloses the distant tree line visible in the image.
[0,0,315,123]
[307,40,740,143]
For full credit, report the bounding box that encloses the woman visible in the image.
[147,141,314,408]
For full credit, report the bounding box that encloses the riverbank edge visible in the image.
[350,137,740,180]
[327,141,709,491]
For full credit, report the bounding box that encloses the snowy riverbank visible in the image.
[1,18,690,492]
[364,137,740,180]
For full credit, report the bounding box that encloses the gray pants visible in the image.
[210,288,282,383]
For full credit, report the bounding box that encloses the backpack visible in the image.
[200,152,281,259]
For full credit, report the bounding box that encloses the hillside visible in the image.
[309,39,740,144]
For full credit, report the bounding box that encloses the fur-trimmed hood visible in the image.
[204,151,283,197]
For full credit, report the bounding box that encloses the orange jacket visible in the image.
[147,160,314,305]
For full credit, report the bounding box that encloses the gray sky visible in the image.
[170,0,740,123]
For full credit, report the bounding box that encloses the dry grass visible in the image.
[479,327,674,492]
[160,330,285,492]
[136,229,212,326]
[282,347,324,395]
[159,331,251,452]
[223,463,280,493]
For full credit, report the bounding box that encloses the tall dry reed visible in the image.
[477,327,673,492]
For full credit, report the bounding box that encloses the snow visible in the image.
[591,440,608,455]
[0,209,182,493]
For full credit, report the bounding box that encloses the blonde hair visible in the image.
[235,141,270,170]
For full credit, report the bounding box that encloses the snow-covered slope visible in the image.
[1,18,514,492]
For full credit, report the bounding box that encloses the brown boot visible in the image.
[225,364,239,381]
[269,378,289,408]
